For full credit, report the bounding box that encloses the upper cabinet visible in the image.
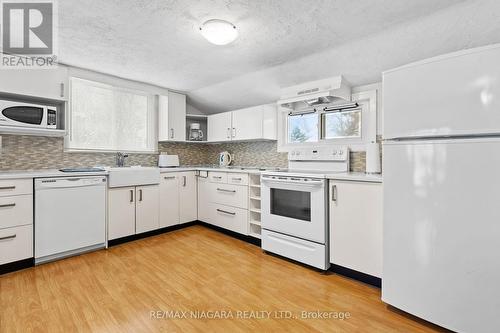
[158,91,186,142]
[208,111,232,142]
[0,67,68,101]
[207,104,277,142]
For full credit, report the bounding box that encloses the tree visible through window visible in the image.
[288,113,318,143]
[322,109,361,139]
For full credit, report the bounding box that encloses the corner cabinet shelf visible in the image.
[248,174,262,239]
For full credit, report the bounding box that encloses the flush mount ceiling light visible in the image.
[199,19,238,45]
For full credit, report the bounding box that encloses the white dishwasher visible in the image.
[35,176,107,264]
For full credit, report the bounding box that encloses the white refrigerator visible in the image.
[382,44,500,333]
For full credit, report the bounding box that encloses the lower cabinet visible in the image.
[0,178,34,266]
[329,180,383,278]
[197,174,211,223]
[199,171,249,235]
[135,185,160,234]
[208,203,248,235]
[159,175,180,227]
[178,172,198,223]
[108,185,159,240]
[0,224,33,265]
[159,171,197,227]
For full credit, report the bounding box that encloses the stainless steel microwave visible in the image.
[0,100,57,129]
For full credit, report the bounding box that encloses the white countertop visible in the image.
[326,172,382,183]
[161,166,383,182]
[0,166,382,182]
[160,166,276,174]
[0,169,109,180]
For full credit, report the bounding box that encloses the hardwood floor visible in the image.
[0,225,449,333]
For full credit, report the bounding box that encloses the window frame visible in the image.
[65,77,157,154]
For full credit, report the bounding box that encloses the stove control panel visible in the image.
[288,146,349,161]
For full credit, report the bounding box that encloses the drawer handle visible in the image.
[213,176,222,179]
[217,188,236,193]
[0,186,15,190]
[0,203,16,208]
[217,209,236,216]
[0,234,16,241]
[231,178,242,181]
[163,176,176,180]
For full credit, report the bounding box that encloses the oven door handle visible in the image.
[261,177,324,185]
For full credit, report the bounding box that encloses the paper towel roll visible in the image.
[366,142,381,174]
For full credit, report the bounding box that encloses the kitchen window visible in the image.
[321,108,362,139]
[66,77,156,153]
[287,112,318,143]
[278,90,377,153]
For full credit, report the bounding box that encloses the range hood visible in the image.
[278,76,351,111]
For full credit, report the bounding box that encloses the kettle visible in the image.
[219,151,232,167]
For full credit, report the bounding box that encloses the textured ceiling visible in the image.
[58,0,500,113]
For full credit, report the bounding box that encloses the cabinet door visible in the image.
[108,187,136,240]
[179,172,197,223]
[169,91,186,141]
[159,174,180,227]
[136,185,160,234]
[208,112,232,142]
[262,104,277,140]
[197,173,211,223]
[329,180,383,277]
[231,106,262,140]
[158,92,186,141]
[0,67,68,100]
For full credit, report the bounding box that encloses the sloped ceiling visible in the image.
[58,0,500,113]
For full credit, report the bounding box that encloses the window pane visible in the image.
[114,90,150,151]
[288,113,318,143]
[322,110,361,139]
[71,81,115,150]
[68,78,154,152]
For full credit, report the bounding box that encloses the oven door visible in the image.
[261,176,327,244]
[0,101,47,128]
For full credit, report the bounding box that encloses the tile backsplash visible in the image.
[203,141,288,168]
[0,135,368,172]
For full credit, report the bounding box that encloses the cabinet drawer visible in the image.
[209,203,247,235]
[0,225,33,265]
[209,183,248,209]
[227,173,249,186]
[0,179,32,197]
[208,172,227,183]
[0,195,33,229]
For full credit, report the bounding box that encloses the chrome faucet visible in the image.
[116,152,129,167]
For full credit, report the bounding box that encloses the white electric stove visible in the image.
[261,146,349,270]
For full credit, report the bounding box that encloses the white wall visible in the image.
[186,103,205,116]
